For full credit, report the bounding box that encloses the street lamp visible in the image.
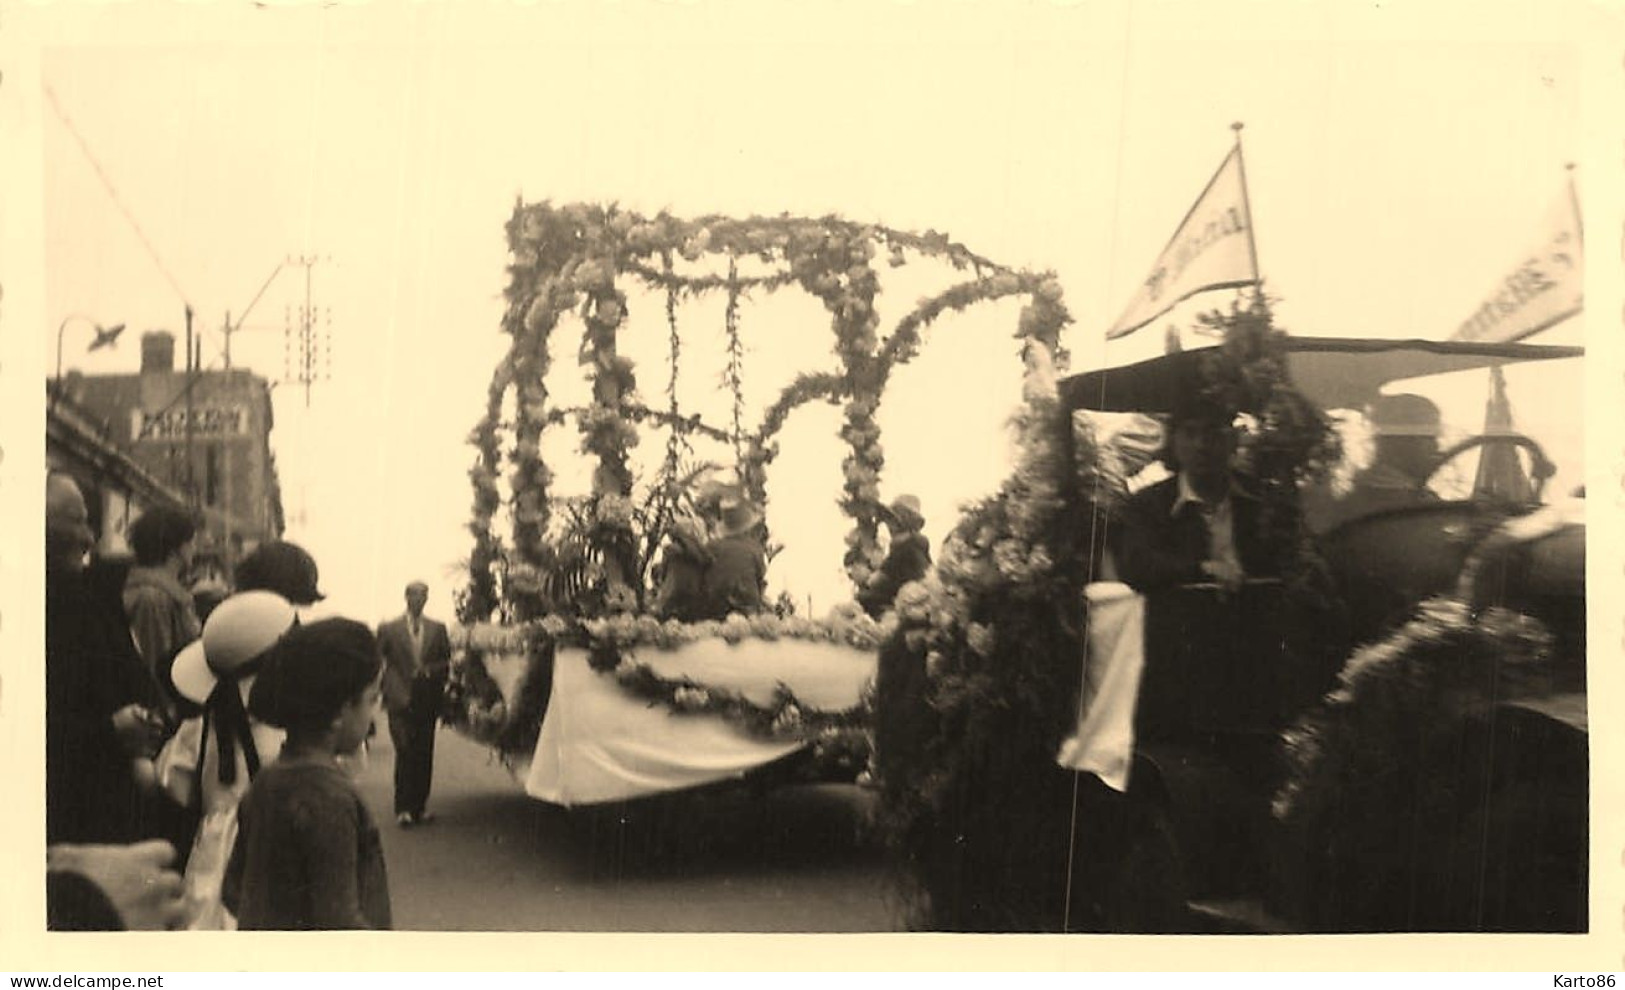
[53,315,126,407]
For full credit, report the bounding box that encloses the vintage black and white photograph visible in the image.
[4,0,1621,972]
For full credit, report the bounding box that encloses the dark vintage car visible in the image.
[1058,336,1586,933]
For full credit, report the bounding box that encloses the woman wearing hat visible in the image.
[155,591,297,929]
[859,494,932,618]
[700,498,768,619]
[233,540,327,606]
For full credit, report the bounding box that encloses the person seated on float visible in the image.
[1111,395,1285,594]
[700,498,767,619]
[1109,394,1343,739]
[1313,393,1442,533]
[858,494,932,619]
[653,505,714,623]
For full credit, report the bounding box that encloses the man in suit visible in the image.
[377,580,452,826]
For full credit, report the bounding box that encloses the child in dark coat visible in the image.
[222,618,391,929]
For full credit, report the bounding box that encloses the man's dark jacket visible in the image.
[46,559,161,844]
[1109,476,1288,591]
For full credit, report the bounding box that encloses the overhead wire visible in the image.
[42,82,193,312]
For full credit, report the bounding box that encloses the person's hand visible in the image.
[48,840,187,930]
[110,704,165,757]
[1201,558,1246,595]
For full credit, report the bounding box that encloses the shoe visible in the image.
[396,812,416,828]
[414,810,436,825]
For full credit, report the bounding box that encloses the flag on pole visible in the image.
[1452,175,1583,343]
[1472,366,1535,501]
[1105,140,1260,340]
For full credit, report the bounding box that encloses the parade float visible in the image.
[443,201,1586,934]
[870,294,1587,933]
[445,202,1071,807]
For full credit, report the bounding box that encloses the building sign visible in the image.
[132,405,248,441]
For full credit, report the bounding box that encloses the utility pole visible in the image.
[285,254,330,407]
[184,304,198,509]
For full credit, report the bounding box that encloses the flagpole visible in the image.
[1231,121,1263,294]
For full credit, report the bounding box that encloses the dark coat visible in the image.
[654,529,712,622]
[1109,476,1288,592]
[46,560,162,844]
[701,534,766,619]
[859,531,932,618]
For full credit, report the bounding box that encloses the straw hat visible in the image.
[172,590,298,704]
[884,494,924,530]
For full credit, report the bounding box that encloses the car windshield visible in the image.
[1325,354,1585,503]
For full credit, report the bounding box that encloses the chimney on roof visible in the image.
[141,331,175,374]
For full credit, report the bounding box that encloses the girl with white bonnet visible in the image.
[155,590,296,929]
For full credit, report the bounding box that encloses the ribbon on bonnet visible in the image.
[195,633,284,786]
[175,590,300,789]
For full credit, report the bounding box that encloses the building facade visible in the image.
[47,391,190,557]
[56,330,284,569]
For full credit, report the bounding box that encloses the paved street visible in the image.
[353,722,904,932]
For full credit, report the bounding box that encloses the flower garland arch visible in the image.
[461,201,1072,623]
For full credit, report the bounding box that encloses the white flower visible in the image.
[894,581,933,623]
[672,686,710,710]
[966,622,995,657]
[720,613,752,644]
[993,539,1029,581]
[771,705,804,735]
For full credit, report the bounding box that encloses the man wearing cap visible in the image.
[377,581,452,826]
[1326,393,1443,529]
[859,494,932,618]
[701,499,768,619]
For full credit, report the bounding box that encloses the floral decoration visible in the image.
[1271,598,1555,931]
[462,202,1072,621]
[871,296,1351,932]
[446,612,887,775]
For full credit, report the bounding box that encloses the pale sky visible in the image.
[11,0,1608,625]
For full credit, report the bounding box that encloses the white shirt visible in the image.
[1170,472,1241,576]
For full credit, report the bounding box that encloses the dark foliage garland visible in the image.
[876,272,1066,385]
[615,661,870,740]
[1270,598,1557,931]
[723,255,747,467]
[871,333,1094,932]
[661,250,688,486]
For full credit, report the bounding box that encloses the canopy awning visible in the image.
[1060,337,1584,415]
